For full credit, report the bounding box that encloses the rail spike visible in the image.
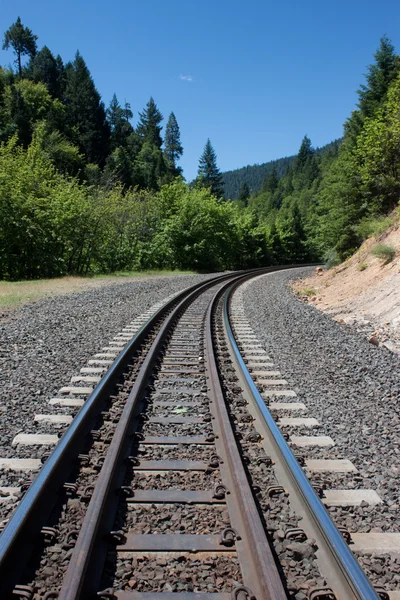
[307,586,336,600]
[97,589,116,599]
[232,586,256,600]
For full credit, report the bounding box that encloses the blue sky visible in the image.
[1,0,400,180]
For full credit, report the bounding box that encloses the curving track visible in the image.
[0,268,388,599]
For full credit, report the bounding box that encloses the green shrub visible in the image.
[299,287,316,297]
[323,248,341,269]
[371,243,396,263]
[358,262,368,271]
[355,216,394,240]
[0,138,273,280]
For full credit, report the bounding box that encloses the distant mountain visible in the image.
[222,139,342,199]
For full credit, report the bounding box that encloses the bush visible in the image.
[300,287,316,297]
[323,248,341,269]
[371,243,396,263]
[0,134,92,279]
[358,262,368,271]
[355,216,393,240]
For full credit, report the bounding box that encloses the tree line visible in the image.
[0,17,226,194]
[223,156,295,200]
[0,18,263,280]
[1,18,399,279]
[222,139,341,200]
[0,17,184,190]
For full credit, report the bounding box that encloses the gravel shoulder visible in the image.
[243,268,400,531]
[0,273,220,450]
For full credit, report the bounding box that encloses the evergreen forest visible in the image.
[222,139,341,200]
[0,19,399,279]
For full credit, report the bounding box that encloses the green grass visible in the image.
[0,291,44,310]
[0,269,197,312]
[299,287,316,297]
[91,269,196,279]
[371,243,397,263]
[358,262,368,271]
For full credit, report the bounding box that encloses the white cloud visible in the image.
[179,74,194,82]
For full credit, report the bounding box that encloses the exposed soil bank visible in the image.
[294,224,400,352]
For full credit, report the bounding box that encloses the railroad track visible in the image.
[0,268,389,599]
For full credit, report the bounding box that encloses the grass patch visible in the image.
[0,289,44,310]
[0,269,197,312]
[91,269,195,279]
[299,287,316,297]
[358,262,368,271]
[371,243,397,263]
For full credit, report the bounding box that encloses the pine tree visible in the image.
[106,94,121,132]
[263,166,279,192]
[164,112,183,174]
[294,135,319,187]
[103,146,134,188]
[64,52,110,164]
[197,139,224,198]
[3,17,38,78]
[29,46,60,97]
[295,135,314,171]
[123,101,133,123]
[358,35,400,118]
[268,222,284,265]
[345,36,400,142]
[55,55,66,97]
[239,182,250,205]
[278,203,309,263]
[106,93,133,150]
[136,97,163,148]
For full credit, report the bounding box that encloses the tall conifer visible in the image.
[136,97,163,148]
[29,46,60,97]
[64,51,110,164]
[358,36,400,118]
[164,111,183,174]
[263,166,279,192]
[106,93,133,149]
[2,17,37,78]
[197,138,224,198]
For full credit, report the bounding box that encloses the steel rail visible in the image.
[0,269,261,597]
[58,267,307,599]
[57,269,259,600]
[204,274,287,600]
[223,272,380,600]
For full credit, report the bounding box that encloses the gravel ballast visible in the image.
[0,274,221,452]
[242,268,400,537]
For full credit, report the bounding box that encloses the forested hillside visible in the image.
[0,18,399,280]
[222,156,295,200]
[222,139,342,200]
[241,36,400,265]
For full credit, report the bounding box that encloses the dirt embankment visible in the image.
[293,223,400,353]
